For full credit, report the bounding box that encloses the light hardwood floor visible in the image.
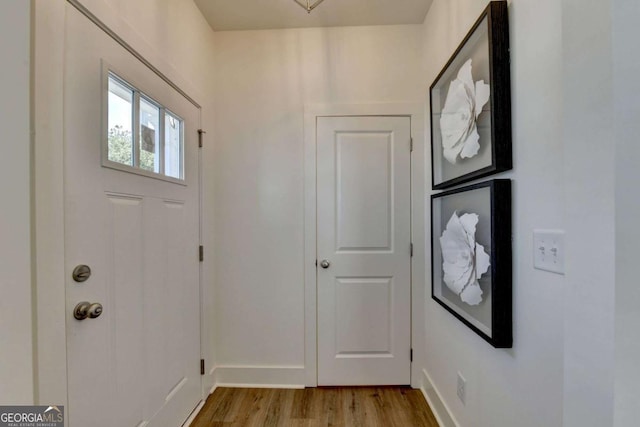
[190,386,439,427]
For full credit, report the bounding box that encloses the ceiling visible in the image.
[194,0,432,31]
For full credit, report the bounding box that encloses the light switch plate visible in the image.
[533,230,565,274]
[457,372,466,405]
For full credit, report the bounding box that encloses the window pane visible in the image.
[105,71,184,182]
[165,112,182,179]
[139,97,160,173]
[107,75,133,166]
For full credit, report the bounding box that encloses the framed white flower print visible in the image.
[431,179,512,348]
[430,1,512,190]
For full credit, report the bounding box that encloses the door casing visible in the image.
[303,103,426,388]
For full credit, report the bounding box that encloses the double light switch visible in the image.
[533,230,565,274]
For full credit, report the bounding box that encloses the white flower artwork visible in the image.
[439,211,491,306]
[439,59,490,165]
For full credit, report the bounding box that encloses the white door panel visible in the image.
[64,6,201,426]
[317,116,411,386]
[335,132,392,251]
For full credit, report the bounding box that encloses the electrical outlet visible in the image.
[457,372,466,405]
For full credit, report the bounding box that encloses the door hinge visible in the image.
[198,129,206,148]
[410,137,414,152]
[410,243,414,257]
[199,245,204,262]
[315,259,318,267]
[200,359,205,375]
[410,348,413,362]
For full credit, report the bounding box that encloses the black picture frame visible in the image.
[430,1,512,190]
[431,179,512,348]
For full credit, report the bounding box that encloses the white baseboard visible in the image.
[211,365,306,389]
[182,399,206,427]
[421,369,459,427]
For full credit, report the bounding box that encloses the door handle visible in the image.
[74,302,103,320]
[320,259,331,269]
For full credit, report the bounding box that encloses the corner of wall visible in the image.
[421,369,459,427]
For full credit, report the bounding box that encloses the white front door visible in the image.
[317,116,412,386]
[64,6,201,426]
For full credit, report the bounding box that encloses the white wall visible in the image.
[212,26,423,375]
[613,0,640,425]
[72,0,216,102]
[0,0,34,405]
[561,0,615,425]
[421,1,565,426]
[33,0,218,404]
[560,0,640,423]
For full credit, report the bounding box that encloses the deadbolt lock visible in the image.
[72,265,92,282]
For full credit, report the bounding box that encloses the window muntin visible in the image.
[139,96,161,173]
[106,72,184,181]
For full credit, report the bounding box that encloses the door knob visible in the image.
[87,302,103,319]
[74,301,103,320]
[320,259,331,269]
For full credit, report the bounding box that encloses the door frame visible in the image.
[303,103,426,388]
[33,0,213,412]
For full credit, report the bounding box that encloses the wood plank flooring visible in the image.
[190,387,439,427]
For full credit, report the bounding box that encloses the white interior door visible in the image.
[317,116,412,386]
[64,6,201,426]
